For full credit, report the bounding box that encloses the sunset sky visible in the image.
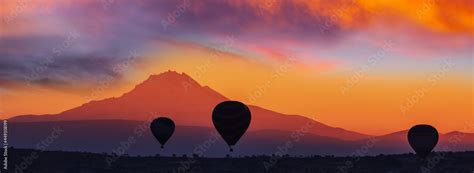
[0,0,472,135]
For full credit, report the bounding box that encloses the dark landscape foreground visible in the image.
[11,148,474,173]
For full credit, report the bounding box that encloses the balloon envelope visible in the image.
[212,101,251,152]
[150,117,175,148]
[407,124,438,158]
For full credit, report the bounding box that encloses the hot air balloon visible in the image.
[407,124,439,158]
[150,117,175,149]
[212,101,251,152]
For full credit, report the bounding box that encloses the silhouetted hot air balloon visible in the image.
[212,101,251,152]
[407,124,439,158]
[150,117,175,149]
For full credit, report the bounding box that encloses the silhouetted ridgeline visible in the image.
[11,148,474,173]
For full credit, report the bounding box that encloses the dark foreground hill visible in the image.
[11,148,474,173]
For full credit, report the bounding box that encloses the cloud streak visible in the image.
[0,0,472,90]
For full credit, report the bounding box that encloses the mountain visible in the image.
[9,120,474,157]
[361,130,474,155]
[9,70,369,141]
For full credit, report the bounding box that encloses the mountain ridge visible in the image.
[10,70,370,140]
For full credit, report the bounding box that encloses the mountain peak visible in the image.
[120,70,227,101]
[146,70,197,85]
[132,70,203,93]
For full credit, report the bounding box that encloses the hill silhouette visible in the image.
[11,148,474,173]
[9,70,369,141]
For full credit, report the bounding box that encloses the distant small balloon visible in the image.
[407,124,439,158]
[150,117,175,149]
[212,101,251,152]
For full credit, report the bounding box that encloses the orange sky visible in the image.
[1,45,472,135]
[0,0,472,135]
